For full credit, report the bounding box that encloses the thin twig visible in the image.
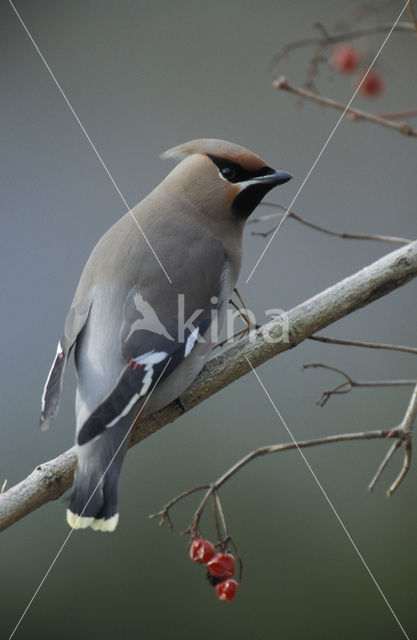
[302,363,354,406]
[215,328,250,350]
[214,492,229,542]
[371,384,417,495]
[203,431,396,491]
[151,427,399,537]
[309,335,417,355]
[379,108,417,120]
[408,1,417,35]
[387,437,412,495]
[149,484,210,531]
[369,440,402,490]
[303,365,416,494]
[212,491,222,543]
[233,288,255,329]
[188,486,216,538]
[153,392,417,538]
[273,76,417,137]
[302,362,417,406]
[398,384,417,433]
[303,23,331,91]
[231,288,257,334]
[250,202,412,245]
[215,288,257,349]
[268,22,414,71]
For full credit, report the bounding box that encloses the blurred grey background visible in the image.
[1,1,416,638]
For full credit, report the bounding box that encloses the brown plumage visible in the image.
[40,139,292,532]
[162,138,267,170]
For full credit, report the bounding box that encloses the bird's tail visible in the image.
[40,338,70,430]
[66,428,129,532]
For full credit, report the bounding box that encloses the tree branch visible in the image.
[268,22,414,71]
[150,427,399,535]
[308,335,417,355]
[369,383,417,494]
[273,76,417,137]
[378,108,417,120]
[301,362,417,407]
[250,202,412,245]
[1,240,417,532]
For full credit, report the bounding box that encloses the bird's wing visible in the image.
[40,289,94,430]
[76,283,214,446]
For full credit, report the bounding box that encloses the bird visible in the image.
[39,138,292,532]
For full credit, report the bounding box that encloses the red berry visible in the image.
[206,552,235,578]
[216,579,239,602]
[331,45,360,72]
[189,538,216,564]
[357,70,385,98]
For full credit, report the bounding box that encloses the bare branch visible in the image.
[273,76,417,137]
[151,427,398,537]
[399,383,417,433]
[369,440,402,491]
[387,437,412,495]
[302,363,354,406]
[302,362,417,406]
[1,240,417,532]
[309,335,417,355]
[268,22,414,71]
[370,384,417,495]
[152,388,417,538]
[378,108,417,120]
[250,202,412,245]
[214,492,229,542]
[215,288,257,349]
[149,484,210,531]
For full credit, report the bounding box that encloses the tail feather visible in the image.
[67,428,129,533]
[40,339,69,430]
[67,467,121,532]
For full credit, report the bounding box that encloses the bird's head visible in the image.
[160,138,292,224]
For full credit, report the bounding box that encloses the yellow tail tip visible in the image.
[66,509,119,532]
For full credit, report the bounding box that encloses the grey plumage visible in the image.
[40,139,292,532]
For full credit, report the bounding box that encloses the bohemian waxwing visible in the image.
[40,138,292,532]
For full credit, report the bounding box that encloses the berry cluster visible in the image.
[189,538,239,602]
[331,45,385,98]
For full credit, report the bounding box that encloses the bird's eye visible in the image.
[221,167,236,181]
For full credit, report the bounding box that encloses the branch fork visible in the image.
[369,384,417,495]
[303,363,417,495]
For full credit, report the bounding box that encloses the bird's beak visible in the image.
[254,170,293,186]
